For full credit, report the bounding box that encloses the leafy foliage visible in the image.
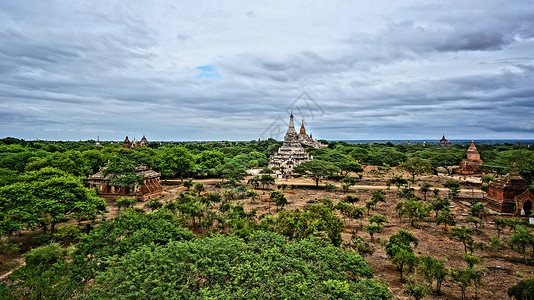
[88,232,392,299]
[0,167,106,235]
[293,159,340,186]
[71,210,195,279]
[508,277,534,300]
[385,229,419,282]
[275,199,344,246]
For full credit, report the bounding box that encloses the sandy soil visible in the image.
[186,171,533,300]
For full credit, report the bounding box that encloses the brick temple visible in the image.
[88,166,163,201]
[483,173,533,216]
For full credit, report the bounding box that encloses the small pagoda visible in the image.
[123,136,131,149]
[458,141,483,174]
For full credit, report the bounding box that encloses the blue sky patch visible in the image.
[196,65,222,79]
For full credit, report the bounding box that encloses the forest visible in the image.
[1,136,534,299]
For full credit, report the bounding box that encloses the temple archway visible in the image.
[523,200,532,216]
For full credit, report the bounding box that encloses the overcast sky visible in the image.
[1,1,533,141]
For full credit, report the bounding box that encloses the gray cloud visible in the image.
[0,0,533,141]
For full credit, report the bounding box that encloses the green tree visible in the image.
[158,146,194,181]
[26,150,88,176]
[385,229,419,282]
[390,246,418,283]
[344,194,360,206]
[389,175,409,189]
[270,190,288,211]
[443,179,461,199]
[494,149,534,185]
[275,199,344,246]
[293,159,340,187]
[348,234,374,257]
[450,226,480,254]
[103,152,145,190]
[508,277,534,300]
[340,176,357,193]
[86,232,391,299]
[247,176,261,189]
[400,157,432,182]
[183,178,194,190]
[403,277,430,300]
[430,197,450,218]
[321,151,363,176]
[371,189,387,205]
[144,198,163,212]
[493,216,508,238]
[396,197,430,228]
[215,163,247,182]
[0,243,74,299]
[71,210,195,279]
[436,208,457,230]
[81,149,105,174]
[334,201,355,225]
[196,150,225,169]
[0,168,106,235]
[450,268,473,300]
[194,182,205,196]
[420,182,432,201]
[419,255,448,295]
[246,189,259,203]
[509,225,534,264]
[451,253,485,300]
[260,174,275,189]
[365,223,383,242]
[369,214,388,226]
[115,197,135,211]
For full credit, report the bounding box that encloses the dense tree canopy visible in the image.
[0,167,106,235]
[88,231,391,299]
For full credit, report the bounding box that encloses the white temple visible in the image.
[269,112,325,170]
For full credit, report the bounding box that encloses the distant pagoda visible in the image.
[438,135,451,146]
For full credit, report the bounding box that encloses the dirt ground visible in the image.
[2,169,533,299]
[182,170,533,300]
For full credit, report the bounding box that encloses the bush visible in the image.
[53,225,86,246]
[88,232,392,299]
[0,237,20,255]
[508,277,534,300]
[490,235,504,251]
[25,243,67,267]
[114,197,135,211]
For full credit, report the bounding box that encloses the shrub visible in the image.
[508,277,534,300]
[25,243,67,267]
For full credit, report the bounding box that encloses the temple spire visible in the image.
[284,112,298,141]
[300,119,306,134]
